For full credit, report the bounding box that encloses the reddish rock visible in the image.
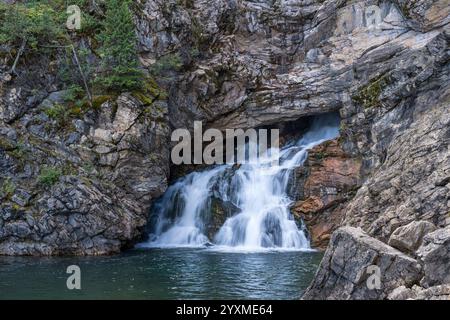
[292,139,361,249]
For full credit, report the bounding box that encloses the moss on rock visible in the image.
[352,74,390,109]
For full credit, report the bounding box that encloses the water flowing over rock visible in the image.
[140,114,340,250]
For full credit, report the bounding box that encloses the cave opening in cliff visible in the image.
[263,111,341,148]
[169,111,342,182]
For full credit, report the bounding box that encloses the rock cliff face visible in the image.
[0,90,170,255]
[302,226,423,300]
[303,225,450,300]
[292,139,362,249]
[0,0,449,299]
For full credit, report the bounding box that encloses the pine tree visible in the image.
[96,0,143,91]
[0,2,66,74]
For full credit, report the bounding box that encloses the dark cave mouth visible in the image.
[169,111,342,182]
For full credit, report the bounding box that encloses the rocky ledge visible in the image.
[303,225,450,300]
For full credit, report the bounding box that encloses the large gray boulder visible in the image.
[388,220,437,254]
[417,226,450,288]
[303,226,422,300]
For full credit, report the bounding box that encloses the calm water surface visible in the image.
[0,248,322,300]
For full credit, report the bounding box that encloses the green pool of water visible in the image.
[0,248,322,300]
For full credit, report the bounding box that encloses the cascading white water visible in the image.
[145,167,226,247]
[139,114,340,250]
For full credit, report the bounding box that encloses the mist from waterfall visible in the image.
[138,113,340,251]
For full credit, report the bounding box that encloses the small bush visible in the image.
[37,167,62,186]
[1,178,16,197]
[44,103,83,128]
[95,71,144,92]
[44,104,68,122]
[150,53,183,76]
[64,85,85,103]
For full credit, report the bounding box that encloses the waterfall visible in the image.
[139,114,340,250]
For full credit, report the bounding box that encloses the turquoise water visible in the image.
[0,248,322,300]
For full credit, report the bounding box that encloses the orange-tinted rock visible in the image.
[292,139,361,249]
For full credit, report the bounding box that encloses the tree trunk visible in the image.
[71,45,93,107]
[10,38,26,75]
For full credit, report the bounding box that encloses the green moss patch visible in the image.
[352,74,390,109]
[37,167,62,187]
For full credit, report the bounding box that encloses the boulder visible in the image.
[416,226,450,288]
[388,221,437,254]
[387,286,417,300]
[388,284,450,300]
[414,284,450,300]
[302,227,422,300]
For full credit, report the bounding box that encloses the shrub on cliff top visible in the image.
[0,2,65,50]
